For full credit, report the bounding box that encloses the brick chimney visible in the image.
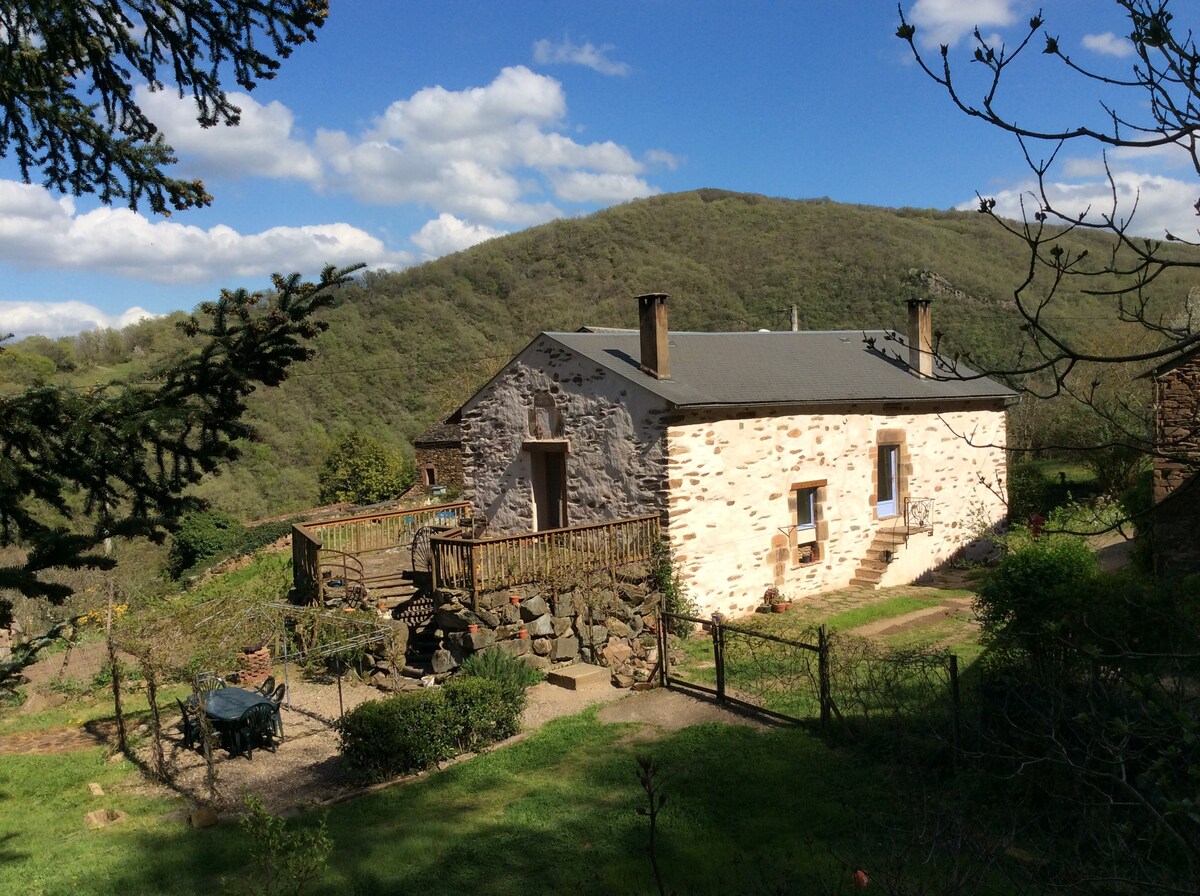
[637,293,671,379]
[906,298,933,378]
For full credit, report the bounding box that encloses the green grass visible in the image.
[0,709,887,895]
[822,594,943,631]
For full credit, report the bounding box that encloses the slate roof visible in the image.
[544,329,1014,409]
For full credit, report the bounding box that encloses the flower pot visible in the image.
[468,624,479,634]
[509,594,521,605]
[771,602,789,613]
[517,629,528,640]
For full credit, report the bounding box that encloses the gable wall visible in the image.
[462,338,669,533]
[665,401,1008,617]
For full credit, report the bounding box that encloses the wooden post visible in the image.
[712,614,726,705]
[949,654,961,768]
[818,623,831,732]
[662,606,672,690]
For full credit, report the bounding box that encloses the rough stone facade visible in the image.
[1150,351,1200,576]
[412,421,464,497]
[461,337,669,533]
[432,567,662,685]
[463,340,1008,620]
[666,401,1007,616]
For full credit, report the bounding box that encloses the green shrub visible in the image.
[443,676,511,750]
[459,648,539,736]
[650,538,699,637]
[336,673,531,783]
[335,690,456,783]
[976,532,1096,668]
[167,510,246,578]
[318,431,414,506]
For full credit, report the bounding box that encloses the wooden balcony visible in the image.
[431,515,662,597]
[292,501,471,604]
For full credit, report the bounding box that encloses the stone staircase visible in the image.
[850,527,913,588]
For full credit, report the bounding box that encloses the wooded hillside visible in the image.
[6,190,1189,519]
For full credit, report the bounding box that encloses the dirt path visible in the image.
[849,596,975,640]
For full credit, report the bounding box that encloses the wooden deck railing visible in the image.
[291,501,471,602]
[430,514,661,595]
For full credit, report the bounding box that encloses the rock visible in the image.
[501,605,521,625]
[497,638,529,658]
[586,625,609,646]
[475,607,501,628]
[603,640,633,666]
[531,637,553,657]
[87,782,104,797]
[526,614,555,637]
[520,596,550,619]
[552,617,574,637]
[628,614,644,635]
[189,806,219,829]
[605,616,633,639]
[85,809,128,828]
[467,629,496,651]
[553,593,576,617]
[612,672,636,689]
[521,653,552,672]
[431,648,457,674]
[551,634,580,662]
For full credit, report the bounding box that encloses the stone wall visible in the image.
[431,566,662,686]
[1151,353,1200,576]
[1153,353,1200,503]
[665,400,1008,617]
[413,443,465,495]
[461,338,669,534]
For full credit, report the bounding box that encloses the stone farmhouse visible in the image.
[1148,347,1200,577]
[454,294,1013,618]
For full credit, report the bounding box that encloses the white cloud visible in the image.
[551,171,658,203]
[138,87,321,181]
[965,168,1199,238]
[411,214,506,258]
[317,66,656,225]
[532,38,630,76]
[909,0,1018,47]
[0,181,411,283]
[0,301,158,339]
[645,149,682,171]
[1082,32,1133,58]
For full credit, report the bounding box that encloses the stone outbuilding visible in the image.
[1148,348,1200,577]
[454,295,1014,618]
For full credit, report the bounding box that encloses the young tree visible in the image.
[896,1,1200,473]
[0,1,328,213]
[318,431,415,507]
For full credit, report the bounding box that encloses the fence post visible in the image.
[711,614,726,705]
[818,623,831,732]
[949,653,961,766]
[657,608,668,688]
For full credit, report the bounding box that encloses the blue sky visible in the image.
[0,1,1193,337]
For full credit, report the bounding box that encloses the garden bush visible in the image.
[168,510,245,578]
[336,689,456,782]
[975,531,1096,671]
[336,671,529,783]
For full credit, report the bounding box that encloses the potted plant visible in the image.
[763,586,790,613]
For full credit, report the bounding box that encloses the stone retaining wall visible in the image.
[431,565,664,687]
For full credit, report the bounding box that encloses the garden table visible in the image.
[189,687,279,757]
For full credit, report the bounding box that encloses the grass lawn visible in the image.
[2,709,892,895]
[0,578,995,895]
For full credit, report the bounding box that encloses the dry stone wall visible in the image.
[431,566,663,687]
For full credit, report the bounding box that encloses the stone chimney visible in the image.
[637,293,671,379]
[906,298,933,378]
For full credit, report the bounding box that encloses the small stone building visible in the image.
[457,294,1013,618]
[412,419,464,497]
[1149,349,1200,577]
